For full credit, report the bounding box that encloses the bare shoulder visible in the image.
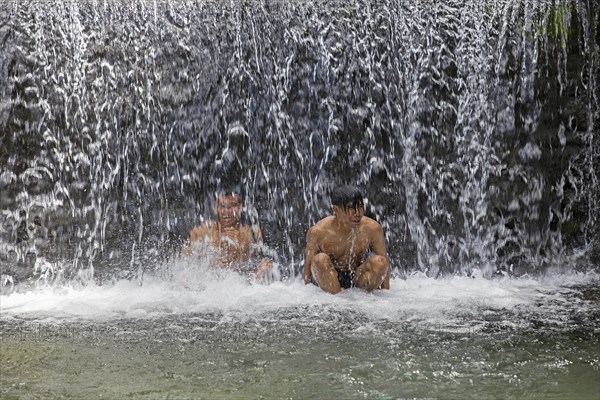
[243,223,263,243]
[307,216,335,238]
[361,216,383,233]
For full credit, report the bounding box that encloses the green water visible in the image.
[1,317,598,400]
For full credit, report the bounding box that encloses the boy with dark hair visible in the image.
[330,185,364,210]
[303,185,390,294]
[183,191,272,280]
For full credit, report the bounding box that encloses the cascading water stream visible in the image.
[0,0,597,288]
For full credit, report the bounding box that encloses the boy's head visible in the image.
[330,185,364,210]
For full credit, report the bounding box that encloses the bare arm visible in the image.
[303,227,320,284]
[371,223,390,289]
[251,224,264,244]
[250,224,273,277]
[182,224,210,257]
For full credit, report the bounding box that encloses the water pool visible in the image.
[2,267,598,399]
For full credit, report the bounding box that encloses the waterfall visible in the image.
[0,0,597,286]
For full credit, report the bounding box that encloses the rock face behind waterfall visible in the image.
[0,0,597,285]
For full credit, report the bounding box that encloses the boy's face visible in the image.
[333,201,364,227]
[215,194,241,228]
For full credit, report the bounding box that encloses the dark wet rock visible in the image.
[0,0,597,283]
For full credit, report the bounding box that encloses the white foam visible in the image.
[1,260,597,326]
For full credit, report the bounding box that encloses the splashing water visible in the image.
[0,0,598,287]
[1,262,599,398]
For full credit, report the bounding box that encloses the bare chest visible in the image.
[211,227,252,262]
[319,232,371,268]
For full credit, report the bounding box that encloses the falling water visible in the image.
[0,0,598,287]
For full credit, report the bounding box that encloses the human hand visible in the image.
[255,258,273,282]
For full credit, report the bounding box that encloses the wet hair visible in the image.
[213,181,244,200]
[214,189,240,199]
[330,185,364,210]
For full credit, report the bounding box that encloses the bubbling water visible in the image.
[0,0,597,286]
